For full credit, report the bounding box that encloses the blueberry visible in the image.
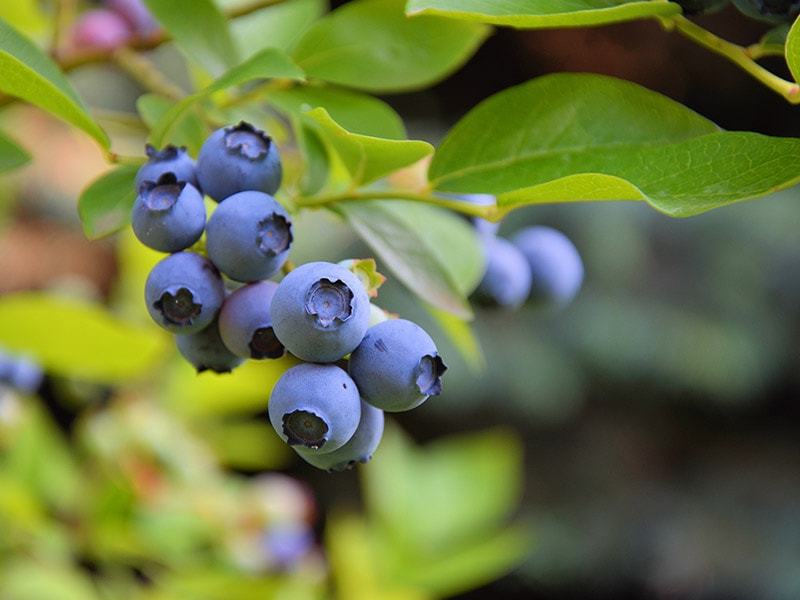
[218,281,285,359]
[205,190,293,282]
[145,251,226,334]
[175,317,245,373]
[348,318,447,412]
[0,350,43,394]
[471,235,533,310]
[270,261,371,363]
[510,225,584,310]
[268,362,361,452]
[294,399,384,472]
[671,0,730,14]
[72,9,133,51]
[732,0,800,21]
[134,144,199,194]
[131,173,206,253]
[196,122,283,202]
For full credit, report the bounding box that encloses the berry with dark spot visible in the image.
[218,281,285,359]
[268,362,361,453]
[270,261,371,363]
[205,190,293,282]
[134,144,199,194]
[196,122,283,202]
[145,251,226,334]
[348,318,447,412]
[131,172,206,253]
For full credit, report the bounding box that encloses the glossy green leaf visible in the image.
[269,85,406,139]
[231,0,327,59]
[291,0,490,92]
[339,200,484,319]
[405,0,681,26]
[305,108,431,185]
[293,117,330,195]
[77,165,138,239]
[0,17,109,149]
[0,292,169,383]
[148,47,305,148]
[430,73,800,217]
[786,16,800,83]
[0,129,30,172]
[142,0,239,76]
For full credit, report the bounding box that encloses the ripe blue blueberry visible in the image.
[268,362,361,452]
[205,190,293,282]
[472,235,533,310]
[131,173,206,253]
[0,349,44,394]
[510,225,584,310]
[175,318,245,373]
[196,122,283,202]
[732,0,800,21]
[218,281,285,359]
[348,318,447,412]
[145,251,226,334]
[294,399,384,472]
[270,261,371,363]
[134,144,199,194]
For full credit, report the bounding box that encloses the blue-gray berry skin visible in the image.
[732,0,800,22]
[131,173,206,253]
[268,362,361,452]
[348,318,447,413]
[218,281,285,359]
[175,317,245,373]
[294,399,384,472]
[472,235,532,310]
[196,122,283,202]
[270,261,371,363]
[134,144,199,194]
[510,225,584,310]
[145,251,226,334]
[205,190,293,282]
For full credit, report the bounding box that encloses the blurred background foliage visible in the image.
[0,1,799,599]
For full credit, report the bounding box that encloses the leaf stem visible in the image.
[294,189,500,220]
[663,15,800,103]
[110,47,187,101]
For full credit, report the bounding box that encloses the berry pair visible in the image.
[266,261,447,472]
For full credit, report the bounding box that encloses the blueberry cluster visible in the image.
[452,195,584,312]
[132,122,447,472]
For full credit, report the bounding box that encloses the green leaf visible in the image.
[430,73,800,217]
[0,292,169,383]
[231,0,327,59]
[77,165,138,239]
[364,423,524,557]
[142,0,239,76]
[269,85,407,139]
[291,0,490,92]
[137,94,208,156]
[305,107,432,185]
[148,47,305,148]
[339,200,484,319]
[0,129,30,172]
[786,16,800,82]
[0,17,109,149]
[405,0,681,27]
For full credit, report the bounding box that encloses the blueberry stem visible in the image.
[294,189,501,221]
[661,14,800,104]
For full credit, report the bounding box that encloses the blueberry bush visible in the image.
[1,0,800,598]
